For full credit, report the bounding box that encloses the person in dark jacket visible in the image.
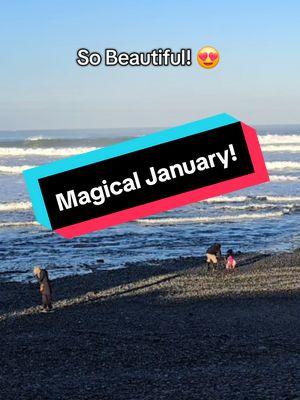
[206,243,222,271]
[33,266,53,311]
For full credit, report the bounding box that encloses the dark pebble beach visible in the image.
[0,251,300,400]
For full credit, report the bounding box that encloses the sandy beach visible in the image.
[0,251,299,399]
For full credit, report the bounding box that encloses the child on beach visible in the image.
[225,249,237,271]
[206,243,222,271]
[33,266,53,311]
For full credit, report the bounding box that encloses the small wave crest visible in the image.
[259,134,300,145]
[262,145,300,153]
[264,196,300,202]
[0,165,35,174]
[0,221,38,228]
[138,211,284,225]
[266,161,300,171]
[0,147,97,157]
[203,195,300,203]
[0,202,31,212]
[212,204,277,211]
[270,175,299,182]
[25,135,48,142]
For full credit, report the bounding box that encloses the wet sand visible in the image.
[0,251,300,399]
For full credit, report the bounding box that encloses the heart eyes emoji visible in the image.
[197,46,220,69]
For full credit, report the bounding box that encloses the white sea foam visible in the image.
[212,204,277,211]
[262,145,300,153]
[0,165,35,174]
[264,196,300,202]
[25,135,47,142]
[0,202,31,212]
[0,147,96,157]
[270,175,299,182]
[0,221,38,228]
[266,161,300,171]
[138,211,284,225]
[259,134,300,145]
[203,196,248,203]
[203,195,300,203]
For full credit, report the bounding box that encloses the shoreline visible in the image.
[0,248,298,285]
[0,250,299,311]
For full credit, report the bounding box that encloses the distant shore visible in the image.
[1,250,300,399]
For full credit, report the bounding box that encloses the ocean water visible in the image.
[0,126,299,282]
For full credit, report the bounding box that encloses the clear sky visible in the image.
[1,0,300,130]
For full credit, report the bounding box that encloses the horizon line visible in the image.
[1,122,300,133]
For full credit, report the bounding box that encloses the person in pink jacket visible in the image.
[225,249,237,270]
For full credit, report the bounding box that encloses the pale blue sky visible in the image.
[1,0,300,130]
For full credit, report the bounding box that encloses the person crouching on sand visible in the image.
[225,249,237,271]
[33,266,53,312]
[206,243,222,271]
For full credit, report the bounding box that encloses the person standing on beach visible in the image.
[206,243,222,271]
[33,266,53,311]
